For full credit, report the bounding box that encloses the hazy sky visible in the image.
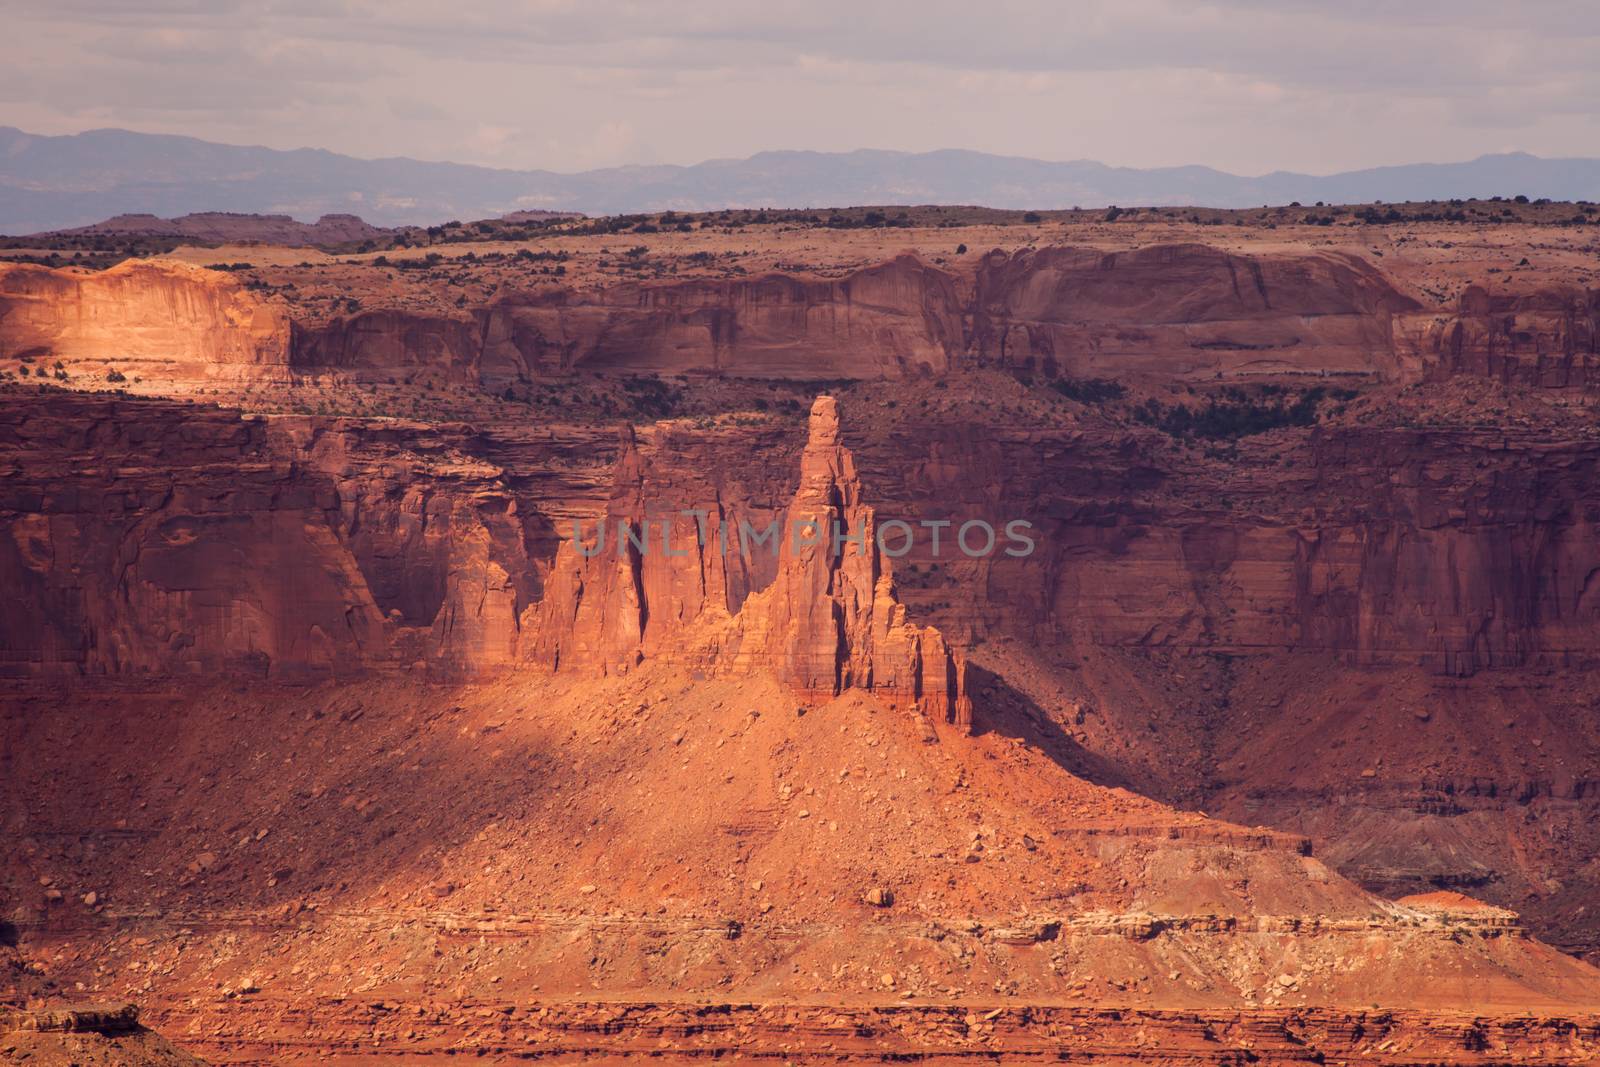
[6,1,1599,174]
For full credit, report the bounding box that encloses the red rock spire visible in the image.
[528,394,970,729]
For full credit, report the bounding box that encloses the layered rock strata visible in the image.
[531,396,971,723]
[0,260,290,380]
[1404,285,1600,387]
[970,243,1421,380]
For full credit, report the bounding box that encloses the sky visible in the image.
[5,0,1599,176]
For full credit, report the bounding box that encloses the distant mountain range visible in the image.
[4,125,1599,234]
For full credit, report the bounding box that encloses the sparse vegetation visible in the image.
[1050,377,1127,404]
[1133,386,1355,439]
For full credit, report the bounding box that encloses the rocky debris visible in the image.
[123,996,1600,1064]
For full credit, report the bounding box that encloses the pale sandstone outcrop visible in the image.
[0,260,290,380]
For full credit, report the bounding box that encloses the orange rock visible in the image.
[972,243,1420,381]
[0,260,291,381]
[529,396,970,726]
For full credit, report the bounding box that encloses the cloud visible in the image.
[4,0,1598,173]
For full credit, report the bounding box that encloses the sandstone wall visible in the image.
[290,255,965,384]
[0,396,381,676]
[12,384,1600,681]
[491,254,965,380]
[289,311,480,380]
[1399,285,1600,387]
[0,261,290,380]
[970,243,1420,381]
[841,416,1600,677]
[0,393,576,678]
[16,247,1600,393]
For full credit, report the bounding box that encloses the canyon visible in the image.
[5,205,1600,1063]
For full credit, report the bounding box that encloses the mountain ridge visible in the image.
[3,125,1599,233]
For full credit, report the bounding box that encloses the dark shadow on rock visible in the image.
[965,663,1133,792]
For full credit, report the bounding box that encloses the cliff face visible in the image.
[1402,286,1600,387]
[11,382,1600,685]
[971,243,1421,380]
[289,311,481,380]
[0,396,383,676]
[0,260,290,379]
[16,246,1600,394]
[525,424,756,674]
[837,414,1600,679]
[512,254,964,379]
[291,254,966,383]
[0,393,574,678]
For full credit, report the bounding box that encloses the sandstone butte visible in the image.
[6,207,1600,1064]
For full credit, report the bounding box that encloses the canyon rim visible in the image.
[8,3,1600,1064]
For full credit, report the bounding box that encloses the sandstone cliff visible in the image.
[971,243,1421,380]
[0,395,383,676]
[289,254,965,384]
[487,254,964,379]
[0,393,570,678]
[289,310,480,380]
[0,260,290,380]
[1402,285,1600,387]
[19,245,1600,396]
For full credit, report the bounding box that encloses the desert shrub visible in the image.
[1134,386,1348,439]
[1051,377,1126,403]
[620,375,683,418]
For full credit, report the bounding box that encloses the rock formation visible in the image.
[0,260,290,380]
[14,218,1600,1061]
[0,395,385,676]
[971,243,1421,380]
[26,210,393,247]
[0,392,562,678]
[488,254,964,379]
[293,253,966,384]
[531,396,970,724]
[1403,285,1600,387]
[289,310,480,380]
[706,396,971,723]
